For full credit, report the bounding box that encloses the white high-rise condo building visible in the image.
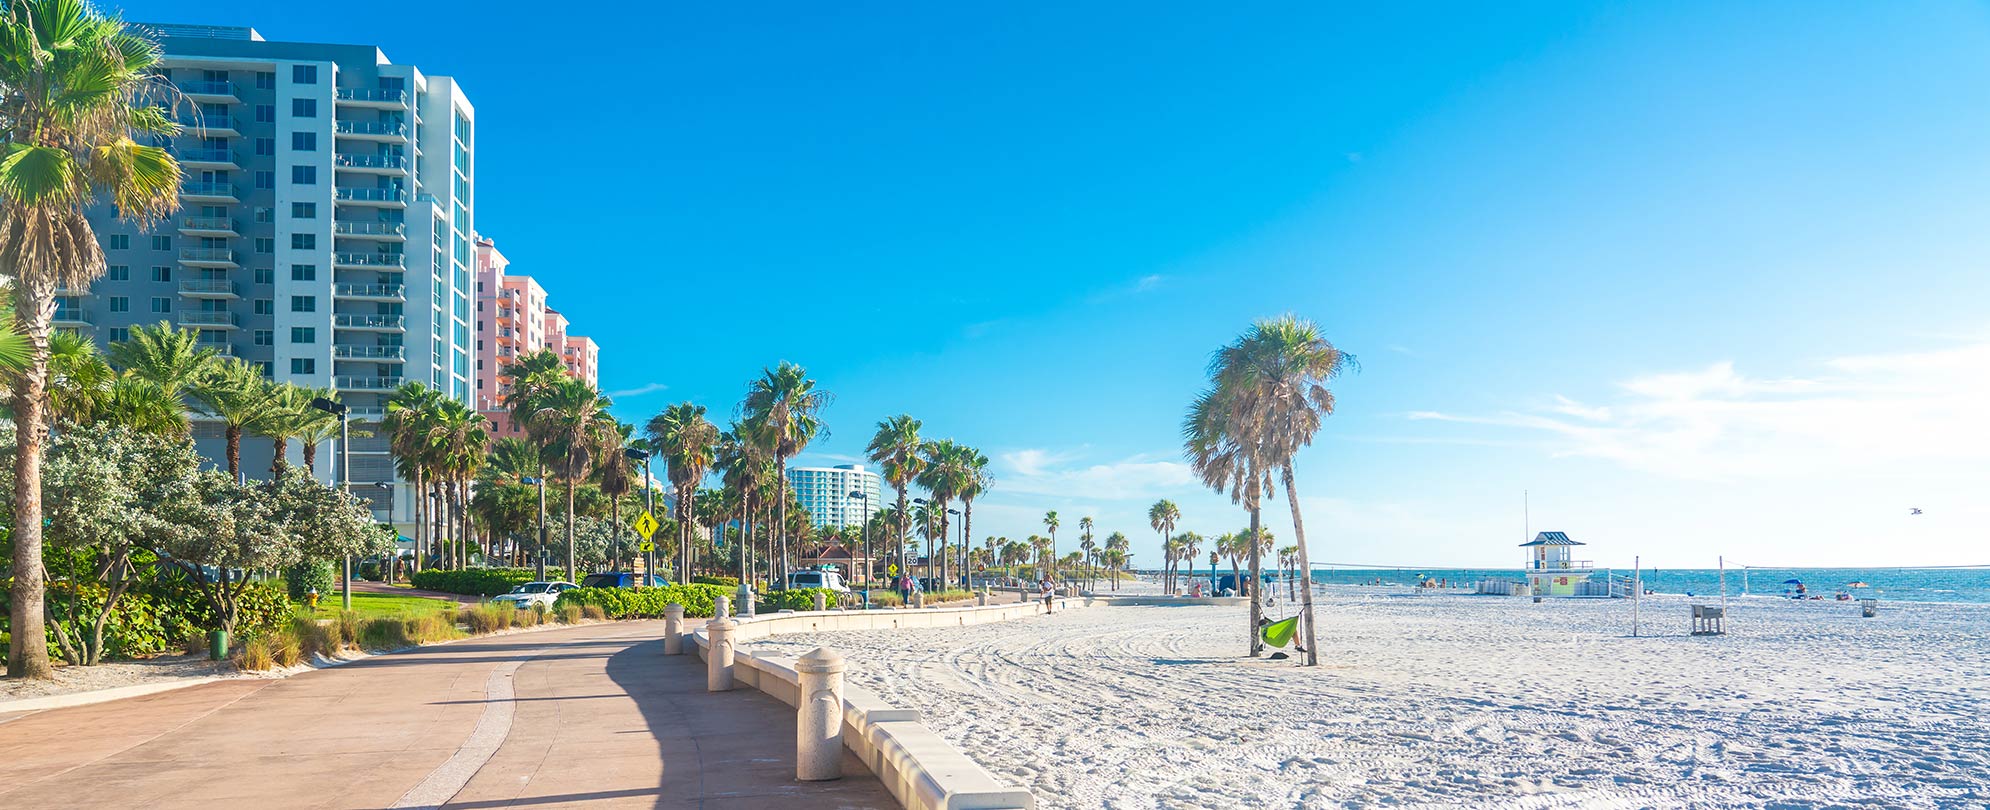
[68,24,477,535]
[788,465,885,530]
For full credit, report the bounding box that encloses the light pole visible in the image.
[522,475,546,580]
[626,448,653,582]
[912,497,930,586]
[947,508,961,589]
[848,489,871,609]
[309,397,353,610]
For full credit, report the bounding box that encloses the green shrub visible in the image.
[691,575,739,588]
[272,631,303,668]
[290,616,334,659]
[358,617,411,650]
[464,603,516,634]
[357,560,382,581]
[553,584,734,619]
[233,583,296,641]
[927,589,976,604]
[557,605,583,625]
[759,588,839,612]
[239,636,276,671]
[581,605,606,621]
[334,610,364,649]
[403,613,460,645]
[285,560,338,602]
[867,591,904,608]
[410,568,536,596]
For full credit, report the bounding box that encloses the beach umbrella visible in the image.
[1783,578,1803,585]
[1846,582,1869,588]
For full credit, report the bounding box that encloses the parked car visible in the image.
[491,581,579,610]
[786,570,850,593]
[581,572,669,589]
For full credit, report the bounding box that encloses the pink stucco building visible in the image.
[475,236,598,438]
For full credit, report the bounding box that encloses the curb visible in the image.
[0,676,224,714]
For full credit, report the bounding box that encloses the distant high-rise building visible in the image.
[473,236,598,437]
[70,24,478,534]
[788,465,885,529]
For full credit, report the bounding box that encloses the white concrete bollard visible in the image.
[812,591,827,612]
[706,617,737,692]
[715,594,730,619]
[664,603,685,655]
[977,587,989,606]
[738,584,756,618]
[795,647,846,781]
[913,591,925,609]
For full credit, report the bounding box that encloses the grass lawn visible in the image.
[305,592,455,620]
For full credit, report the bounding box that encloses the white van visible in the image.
[787,570,850,593]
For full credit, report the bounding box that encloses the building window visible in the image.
[291,166,316,184]
[254,137,274,156]
[150,235,172,251]
[292,65,317,84]
[291,326,315,343]
[254,299,273,315]
[290,295,315,312]
[291,234,316,250]
[253,267,274,284]
[150,297,170,313]
[150,266,171,282]
[291,202,316,218]
[291,132,316,151]
[104,234,129,250]
[290,358,315,375]
[253,330,272,346]
[108,327,130,342]
[291,98,316,118]
[255,104,274,123]
[255,237,274,254]
[291,264,316,281]
[255,171,274,189]
[106,265,129,281]
[255,71,275,90]
[108,296,129,313]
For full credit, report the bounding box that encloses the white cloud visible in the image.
[1135,274,1166,292]
[605,381,669,399]
[1410,340,1990,481]
[994,448,1197,501]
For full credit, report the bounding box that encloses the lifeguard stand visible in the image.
[1519,531,1592,596]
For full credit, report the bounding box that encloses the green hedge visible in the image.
[411,568,536,596]
[554,584,734,619]
[759,588,840,612]
[286,561,337,602]
[690,575,739,588]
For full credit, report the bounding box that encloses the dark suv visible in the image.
[581,572,669,589]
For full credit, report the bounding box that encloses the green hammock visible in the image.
[1261,615,1299,648]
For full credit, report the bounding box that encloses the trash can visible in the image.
[208,629,229,661]
[1861,599,1878,618]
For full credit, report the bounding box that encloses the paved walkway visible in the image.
[0,621,892,809]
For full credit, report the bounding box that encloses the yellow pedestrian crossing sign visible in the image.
[633,511,659,540]
[637,539,655,553]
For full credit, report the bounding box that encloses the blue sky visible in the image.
[126,2,1990,568]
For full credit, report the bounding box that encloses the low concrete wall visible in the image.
[690,596,1088,810]
[1078,594,1251,607]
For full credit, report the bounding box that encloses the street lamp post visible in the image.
[848,489,870,609]
[947,508,962,589]
[912,497,930,586]
[522,475,547,580]
[309,397,353,610]
[626,448,653,583]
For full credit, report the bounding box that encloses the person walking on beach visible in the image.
[1040,578,1055,613]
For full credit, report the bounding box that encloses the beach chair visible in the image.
[1691,604,1725,636]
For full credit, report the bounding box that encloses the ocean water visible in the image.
[1254,566,1990,605]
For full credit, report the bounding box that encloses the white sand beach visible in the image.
[746,585,1990,808]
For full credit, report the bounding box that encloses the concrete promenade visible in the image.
[0,621,892,809]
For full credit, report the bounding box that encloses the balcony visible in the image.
[332,252,406,270]
[178,216,239,237]
[1527,560,1595,572]
[175,114,238,138]
[52,308,91,328]
[178,247,239,268]
[334,314,405,332]
[178,279,239,299]
[205,343,239,358]
[347,405,387,421]
[333,283,405,302]
[333,345,406,362]
[335,88,408,108]
[333,187,407,208]
[336,375,404,391]
[178,80,237,102]
[179,182,240,203]
[333,120,408,141]
[176,147,239,169]
[332,221,406,241]
[177,311,239,330]
[333,153,408,174]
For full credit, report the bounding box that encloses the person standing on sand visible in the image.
[1040,578,1055,613]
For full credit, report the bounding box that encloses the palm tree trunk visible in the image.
[1280,463,1318,667]
[564,480,578,583]
[774,458,789,587]
[609,492,621,573]
[1247,506,1264,658]
[303,440,318,477]
[8,297,55,680]
[226,426,242,482]
[410,470,424,573]
[270,438,287,482]
[684,486,698,583]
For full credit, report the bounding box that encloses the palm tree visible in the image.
[649,402,718,583]
[1078,516,1095,590]
[429,400,490,568]
[1179,531,1205,592]
[1193,315,1355,666]
[384,382,445,570]
[916,438,973,586]
[43,332,185,435]
[956,447,990,589]
[1279,544,1300,601]
[190,358,275,481]
[1104,532,1129,591]
[530,377,617,583]
[597,421,638,572]
[739,362,829,587]
[251,382,314,482]
[1041,510,1060,581]
[1160,533,1184,593]
[1216,533,1243,594]
[502,348,570,576]
[714,424,770,588]
[1147,500,1178,592]
[1028,534,1051,578]
[866,414,924,583]
[2,0,181,680]
[292,386,344,477]
[105,321,213,403]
